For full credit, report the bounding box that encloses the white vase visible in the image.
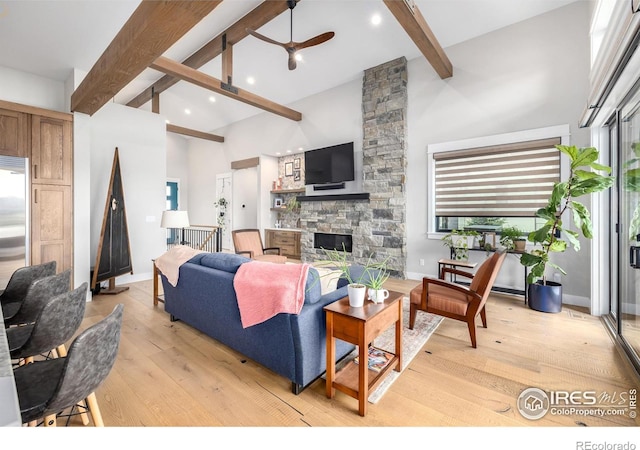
[347,284,366,307]
[368,288,389,304]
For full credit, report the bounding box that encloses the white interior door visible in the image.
[232,167,258,231]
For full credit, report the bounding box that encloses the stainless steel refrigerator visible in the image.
[0,155,28,290]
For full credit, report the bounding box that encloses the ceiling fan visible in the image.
[246,0,335,71]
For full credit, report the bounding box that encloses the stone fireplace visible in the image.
[300,57,407,278]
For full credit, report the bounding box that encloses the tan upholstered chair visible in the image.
[409,251,506,348]
[231,229,287,264]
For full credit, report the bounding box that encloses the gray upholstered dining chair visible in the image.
[13,303,124,427]
[0,261,56,311]
[3,269,71,328]
[7,282,88,364]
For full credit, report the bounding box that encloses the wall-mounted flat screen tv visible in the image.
[304,142,355,185]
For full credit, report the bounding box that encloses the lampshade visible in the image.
[161,210,190,229]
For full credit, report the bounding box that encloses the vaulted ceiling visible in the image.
[0,0,577,140]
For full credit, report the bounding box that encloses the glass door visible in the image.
[618,87,640,362]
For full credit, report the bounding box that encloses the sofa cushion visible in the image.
[191,252,251,274]
[304,267,322,304]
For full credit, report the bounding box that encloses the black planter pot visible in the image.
[528,281,562,313]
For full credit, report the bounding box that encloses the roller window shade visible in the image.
[434,138,561,217]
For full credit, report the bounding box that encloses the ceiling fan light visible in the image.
[294,53,303,62]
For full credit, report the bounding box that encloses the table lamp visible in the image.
[161,210,190,245]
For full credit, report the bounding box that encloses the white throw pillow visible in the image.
[312,266,341,295]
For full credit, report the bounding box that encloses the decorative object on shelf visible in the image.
[499,226,526,251]
[284,196,300,214]
[518,145,614,313]
[441,229,479,260]
[294,158,300,169]
[483,232,496,250]
[285,162,293,177]
[274,197,284,208]
[213,197,228,228]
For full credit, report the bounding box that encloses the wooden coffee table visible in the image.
[324,291,403,416]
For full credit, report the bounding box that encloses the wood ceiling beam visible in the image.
[150,56,302,122]
[126,0,294,109]
[71,1,222,116]
[167,124,225,143]
[383,0,453,79]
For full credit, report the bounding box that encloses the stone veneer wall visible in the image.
[300,57,407,277]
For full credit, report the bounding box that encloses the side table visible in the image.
[324,291,403,416]
[152,260,164,306]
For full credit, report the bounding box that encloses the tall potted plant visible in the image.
[519,145,614,313]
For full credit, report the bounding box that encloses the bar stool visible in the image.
[1,261,56,317]
[13,304,124,427]
[7,282,88,365]
[4,269,71,328]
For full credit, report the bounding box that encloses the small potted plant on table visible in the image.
[441,229,479,260]
[500,226,526,252]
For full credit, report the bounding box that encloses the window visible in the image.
[428,125,569,236]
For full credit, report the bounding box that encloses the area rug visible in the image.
[335,296,443,404]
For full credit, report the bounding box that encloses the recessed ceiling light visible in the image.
[298,147,303,151]
[371,14,382,26]
[286,150,292,153]
[276,152,281,155]
[209,96,216,103]
[184,108,191,115]
[246,76,256,85]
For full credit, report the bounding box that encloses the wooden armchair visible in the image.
[409,251,506,348]
[231,229,287,264]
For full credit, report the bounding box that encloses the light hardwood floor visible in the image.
[70,276,639,428]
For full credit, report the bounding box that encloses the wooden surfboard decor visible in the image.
[91,147,133,295]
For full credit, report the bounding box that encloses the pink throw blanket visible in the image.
[154,245,205,287]
[233,261,310,328]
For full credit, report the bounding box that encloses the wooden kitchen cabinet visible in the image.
[31,115,73,186]
[0,107,29,158]
[265,229,301,259]
[31,184,73,272]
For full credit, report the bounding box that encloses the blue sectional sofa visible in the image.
[160,252,357,394]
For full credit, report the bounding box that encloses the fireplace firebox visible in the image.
[314,232,353,253]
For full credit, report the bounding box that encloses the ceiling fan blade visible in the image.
[246,28,287,48]
[293,31,335,51]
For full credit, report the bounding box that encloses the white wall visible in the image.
[405,1,592,305]
[186,138,227,226]
[89,103,166,285]
[0,66,65,111]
